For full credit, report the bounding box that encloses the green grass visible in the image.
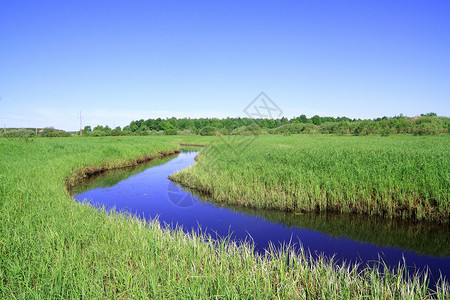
[171,134,450,222]
[1,136,448,298]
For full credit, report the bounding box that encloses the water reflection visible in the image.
[208,202,450,258]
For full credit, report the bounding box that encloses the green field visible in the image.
[171,134,450,222]
[0,136,448,298]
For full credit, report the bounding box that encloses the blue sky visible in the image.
[1,1,449,130]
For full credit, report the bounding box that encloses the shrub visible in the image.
[178,129,196,135]
[231,124,266,135]
[199,126,217,136]
[0,129,35,138]
[269,124,305,135]
[90,130,106,137]
[39,127,71,137]
[411,116,446,135]
[302,123,318,134]
[164,129,178,135]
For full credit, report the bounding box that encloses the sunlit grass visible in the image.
[171,134,450,222]
[0,136,448,298]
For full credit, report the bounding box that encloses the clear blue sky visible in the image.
[1,0,449,130]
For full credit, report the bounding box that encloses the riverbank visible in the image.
[0,136,448,298]
[65,148,180,193]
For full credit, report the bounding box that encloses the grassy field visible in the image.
[171,134,450,223]
[0,136,448,298]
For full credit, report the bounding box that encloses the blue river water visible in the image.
[74,151,450,286]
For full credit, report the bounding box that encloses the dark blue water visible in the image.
[74,151,450,285]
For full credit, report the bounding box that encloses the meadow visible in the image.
[0,136,448,298]
[171,134,450,223]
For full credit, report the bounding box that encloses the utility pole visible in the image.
[80,111,82,136]
[3,124,5,134]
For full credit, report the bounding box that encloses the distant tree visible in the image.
[157,120,172,131]
[130,123,139,132]
[139,125,150,134]
[298,114,309,123]
[93,125,104,131]
[311,115,322,125]
[111,126,122,136]
[82,125,92,136]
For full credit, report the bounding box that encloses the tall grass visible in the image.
[0,136,448,298]
[171,134,450,222]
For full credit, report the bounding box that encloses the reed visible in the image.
[171,134,450,222]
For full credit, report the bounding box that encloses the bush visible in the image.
[178,129,196,135]
[412,123,441,136]
[334,121,351,135]
[269,124,303,135]
[39,128,71,137]
[90,130,106,137]
[149,131,164,136]
[164,129,178,135]
[0,129,35,138]
[269,123,318,135]
[411,116,446,136]
[381,128,394,137]
[199,126,217,136]
[231,124,266,135]
[0,128,36,138]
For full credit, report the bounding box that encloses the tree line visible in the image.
[82,113,449,136]
[1,113,448,138]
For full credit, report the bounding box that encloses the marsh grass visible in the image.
[0,136,448,298]
[171,134,450,222]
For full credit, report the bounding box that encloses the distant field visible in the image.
[171,134,450,222]
[1,136,447,298]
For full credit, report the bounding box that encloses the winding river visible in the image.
[73,150,450,286]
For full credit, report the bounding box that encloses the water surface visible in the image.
[74,151,450,285]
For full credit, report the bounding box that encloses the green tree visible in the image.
[311,115,322,125]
